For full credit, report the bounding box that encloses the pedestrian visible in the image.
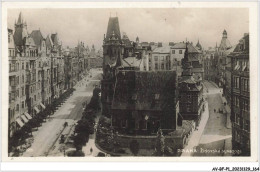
[90,147,93,154]
[214,109,216,112]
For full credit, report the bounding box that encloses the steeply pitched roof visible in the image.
[153,46,171,54]
[122,57,142,68]
[179,76,202,91]
[232,33,249,54]
[45,35,53,49]
[112,71,177,111]
[51,33,60,46]
[106,17,121,41]
[30,30,44,47]
[172,42,201,53]
[196,40,202,50]
[17,12,23,25]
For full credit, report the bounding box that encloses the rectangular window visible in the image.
[21,87,24,96]
[161,63,164,70]
[155,63,158,70]
[234,76,240,88]
[154,56,158,61]
[236,116,240,125]
[245,100,248,111]
[22,101,24,108]
[172,50,175,54]
[244,79,249,92]
[179,50,183,54]
[121,119,127,128]
[234,96,240,107]
[16,76,19,85]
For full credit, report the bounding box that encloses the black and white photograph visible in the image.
[1,3,258,169]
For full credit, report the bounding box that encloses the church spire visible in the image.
[184,41,189,62]
[17,12,23,25]
[222,29,227,38]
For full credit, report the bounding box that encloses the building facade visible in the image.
[8,12,91,137]
[230,33,250,156]
[178,43,204,126]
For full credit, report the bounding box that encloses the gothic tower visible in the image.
[14,12,28,53]
[101,16,123,117]
[181,42,193,76]
[102,17,123,79]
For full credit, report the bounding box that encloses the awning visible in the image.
[16,118,24,127]
[40,103,46,109]
[34,107,40,113]
[21,115,28,123]
[25,112,32,120]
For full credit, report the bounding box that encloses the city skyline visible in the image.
[8,8,249,49]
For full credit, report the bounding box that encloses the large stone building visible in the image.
[178,43,204,126]
[215,30,233,87]
[8,28,20,137]
[151,46,171,71]
[203,46,216,81]
[111,70,179,135]
[8,12,90,137]
[230,33,250,156]
[101,16,124,117]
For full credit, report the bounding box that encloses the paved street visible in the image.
[194,81,232,156]
[22,70,102,157]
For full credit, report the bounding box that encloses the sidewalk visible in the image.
[181,101,209,156]
[220,95,231,129]
[82,112,103,157]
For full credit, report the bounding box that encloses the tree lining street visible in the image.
[22,71,102,157]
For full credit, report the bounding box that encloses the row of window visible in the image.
[233,130,250,149]
[172,50,183,54]
[235,114,250,131]
[9,49,15,57]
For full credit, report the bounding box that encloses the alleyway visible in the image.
[193,81,232,156]
[22,71,102,157]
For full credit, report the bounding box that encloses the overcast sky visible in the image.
[8,8,249,50]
